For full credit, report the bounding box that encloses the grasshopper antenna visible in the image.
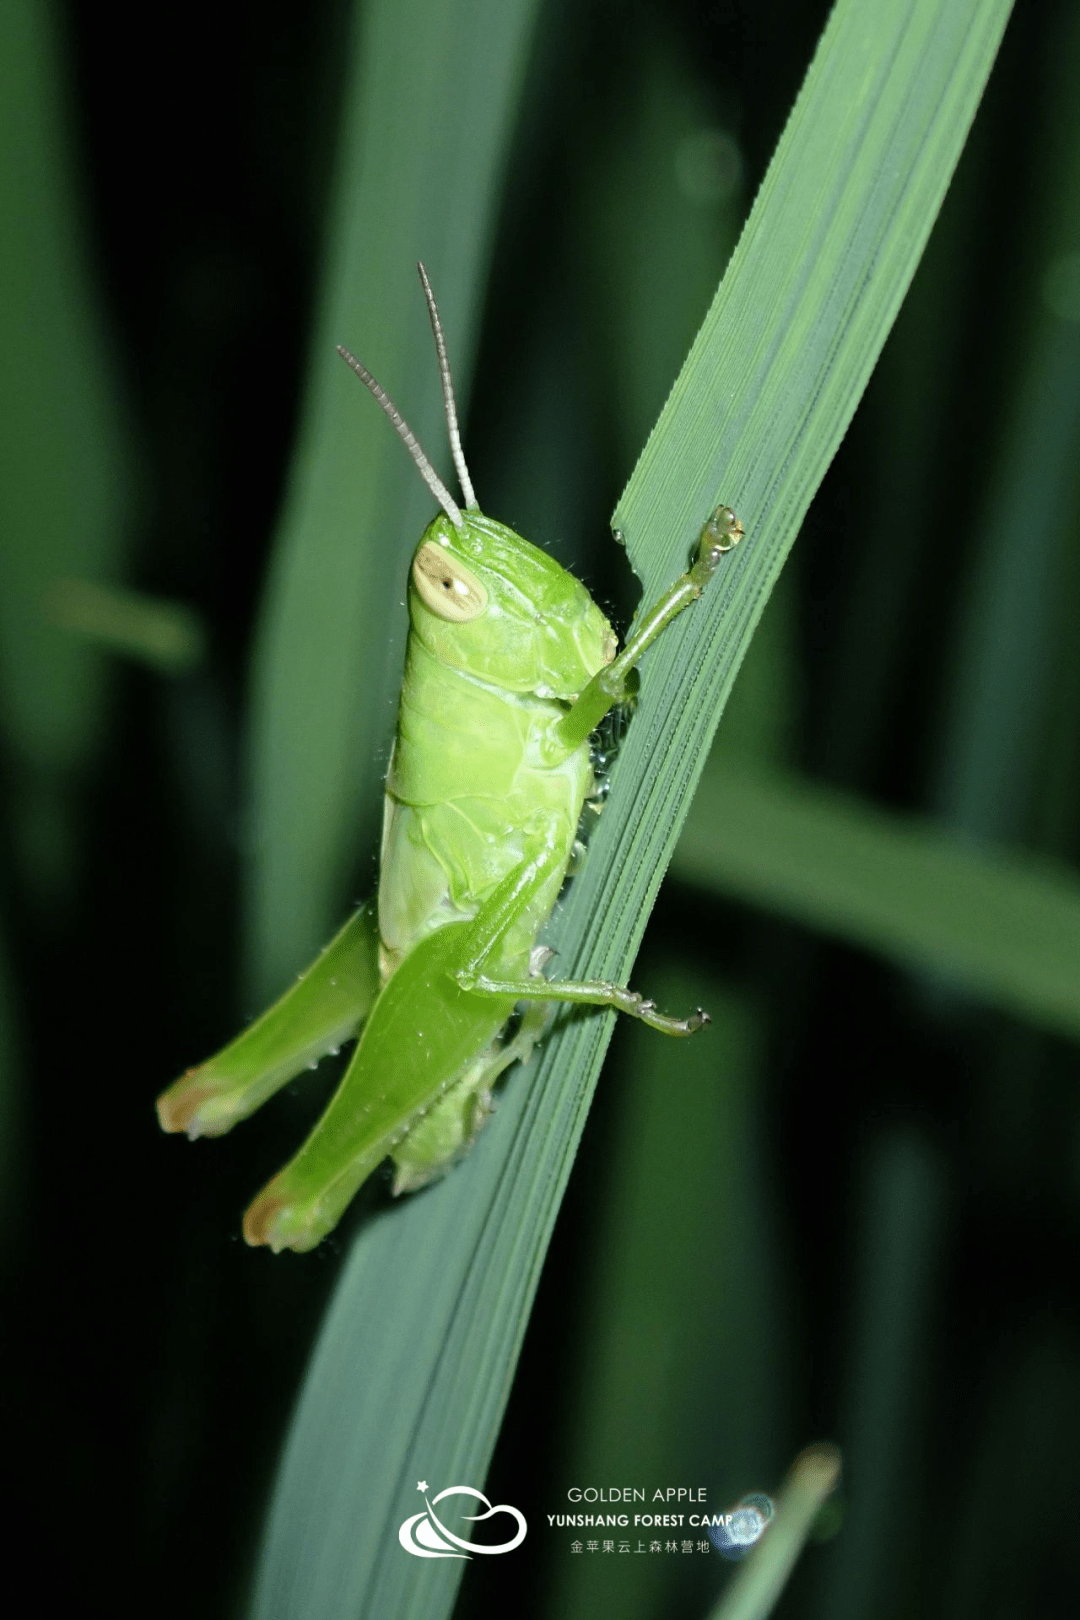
[417,262,478,511]
[336,345,464,531]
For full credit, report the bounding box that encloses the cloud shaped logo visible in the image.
[399,1483,527,1560]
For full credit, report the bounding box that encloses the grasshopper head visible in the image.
[340,269,616,699]
[408,511,615,699]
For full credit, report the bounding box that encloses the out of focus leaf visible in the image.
[674,760,1080,1041]
[0,0,137,897]
[48,578,204,674]
[931,0,1080,846]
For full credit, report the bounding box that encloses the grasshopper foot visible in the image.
[243,1178,329,1254]
[157,1066,236,1139]
[692,505,744,581]
[631,997,711,1036]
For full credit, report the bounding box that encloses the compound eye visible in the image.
[412,542,488,622]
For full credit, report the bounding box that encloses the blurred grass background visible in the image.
[2,1,1079,1618]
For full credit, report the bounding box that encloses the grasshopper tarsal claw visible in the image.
[693,504,745,580]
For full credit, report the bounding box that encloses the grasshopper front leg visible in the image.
[548,505,744,758]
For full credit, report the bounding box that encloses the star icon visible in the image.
[417,1480,428,1493]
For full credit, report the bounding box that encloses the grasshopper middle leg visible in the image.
[454,840,709,1036]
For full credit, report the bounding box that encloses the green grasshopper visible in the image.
[157,265,743,1253]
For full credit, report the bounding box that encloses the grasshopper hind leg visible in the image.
[391,998,553,1192]
[156,904,380,1139]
